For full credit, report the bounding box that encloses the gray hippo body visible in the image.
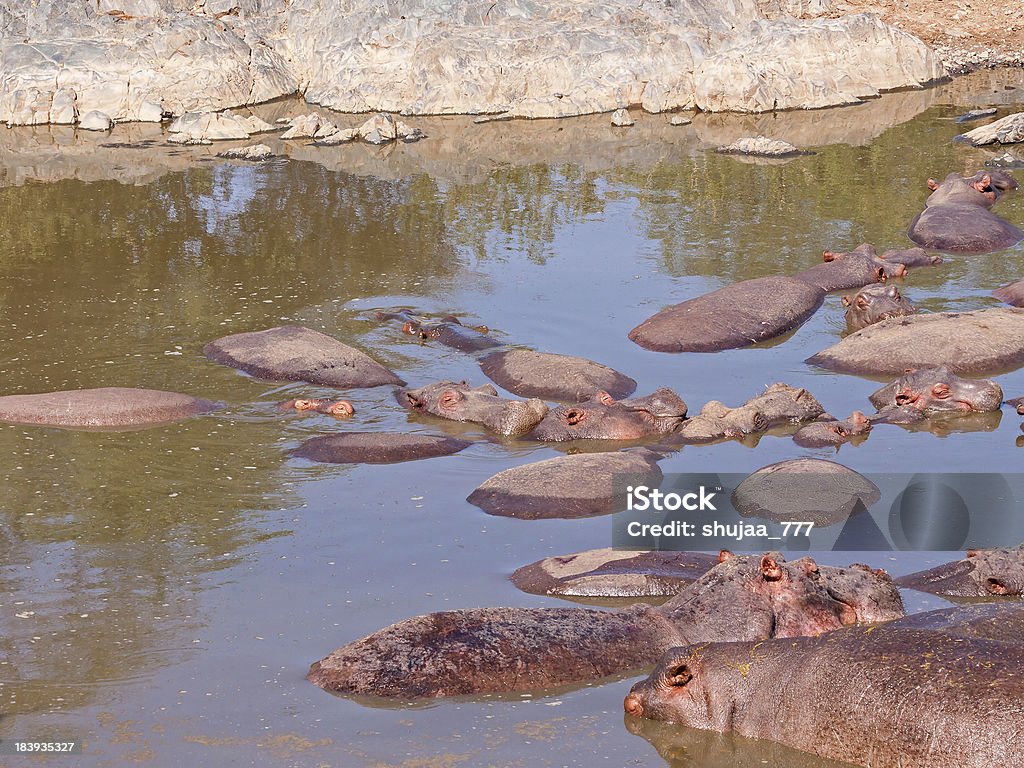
[842,283,915,332]
[625,604,1024,768]
[205,325,404,388]
[307,552,903,699]
[375,310,503,354]
[908,171,1022,253]
[0,387,222,429]
[398,380,548,437]
[792,412,871,448]
[993,277,1024,307]
[878,247,942,267]
[674,383,825,444]
[628,276,825,353]
[868,366,1002,414]
[292,432,471,464]
[895,546,1024,597]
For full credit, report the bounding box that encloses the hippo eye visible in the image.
[987,579,1010,596]
[833,425,848,436]
[564,409,586,425]
[855,296,869,310]
[440,390,463,408]
[932,384,951,399]
[665,663,692,687]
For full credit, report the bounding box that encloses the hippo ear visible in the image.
[966,549,982,558]
[799,558,819,577]
[475,384,499,396]
[595,391,616,406]
[761,555,784,582]
[875,267,887,282]
[822,250,837,263]
[841,296,853,308]
[665,663,693,687]
[931,383,952,399]
[855,295,869,310]
[927,178,939,191]
[987,578,1010,596]
[718,549,734,563]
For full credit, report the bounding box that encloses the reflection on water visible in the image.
[0,69,1022,766]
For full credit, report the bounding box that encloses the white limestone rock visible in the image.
[217,143,274,160]
[78,109,113,131]
[959,112,1024,146]
[716,135,805,157]
[669,115,693,126]
[611,109,634,127]
[281,113,337,140]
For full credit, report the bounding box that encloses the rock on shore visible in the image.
[0,1,944,125]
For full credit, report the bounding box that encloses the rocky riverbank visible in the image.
[0,0,945,126]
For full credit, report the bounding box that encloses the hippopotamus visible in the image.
[731,458,880,527]
[628,276,825,353]
[375,309,502,353]
[908,171,1023,253]
[511,549,722,599]
[292,432,472,464]
[624,607,1024,768]
[306,551,903,699]
[674,383,825,443]
[527,388,687,441]
[398,380,547,437]
[792,411,871,448]
[467,448,663,519]
[842,283,916,331]
[868,366,1002,414]
[795,244,906,292]
[1009,395,1024,415]
[806,307,1024,376]
[0,387,222,429]
[993,277,1024,307]
[204,325,404,388]
[895,546,1023,597]
[878,246,942,267]
[278,398,354,416]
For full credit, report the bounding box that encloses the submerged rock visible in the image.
[611,109,634,127]
[959,111,1024,145]
[216,143,274,161]
[78,110,112,131]
[167,111,276,143]
[716,136,805,157]
[479,349,637,402]
[293,432,471,464]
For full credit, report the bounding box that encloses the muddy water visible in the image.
[1,70,1023,767]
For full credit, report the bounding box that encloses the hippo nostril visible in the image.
[624,694,644,717]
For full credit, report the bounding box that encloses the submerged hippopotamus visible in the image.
[895,546,1024,597]
[807,307,1024,376]
[375,309,502,354]
[842,283,916,332]
[0,387,222,429]
[528,388,687,441]
[292,432,472,464]
[878,247,942,268]
[306,551,903,699]
[674,383,825,444]
[399,380,547,437]
[278,398,355,416]
[628,276,825,353]
[908,171,1023,253]
[792,411,871,448]
[868,366,1002,414]
[795,244,906,292]
[993,277,1024,307]
[625,605,1024,768]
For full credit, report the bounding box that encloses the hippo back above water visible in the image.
[0,387,222,429]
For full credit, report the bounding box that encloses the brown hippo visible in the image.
[806,307,1024,376]
[306,551,903,699]
[624,605,1024,768]
[868,366,1002,414]
[527,388,687,441]
[993,277,1024,307]
[908,171,1023,253]
[895,546,1023,597]
[292,432,472,464]
[398,380,547,437]
[204,325,404,388]
[792,412,871,448]
[795,244,907,292]
[0,387,222,429]
[375,309,502,354]
[1008,395,1024,415]
[278,398,355,417]
[675,383,825,444]
[841,283,915,332]
[628,276,825,353]
[878,247,942,268]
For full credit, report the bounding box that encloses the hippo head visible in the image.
[279,398,355,416]
[528,387,687,441]
[793,411,871,447]
[842,284,916,332]
[814,562,904,623]
[623,644,729,729]
[822,246,908,283]
[399,380,548,437]
[946,548,1023,597]
[869,366,1003,414]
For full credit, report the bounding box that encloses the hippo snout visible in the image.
[624,692,644,717]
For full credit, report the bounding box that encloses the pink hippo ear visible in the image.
[987,579,1010,596]
[850,411,868,426]
[665,662,693,687]
[823,250,838,263]
[595,391,616,406]
[841,296,853,308]
[718,549,734,563]
[855,295,870,310]
[966,549,982,558]
[927,178,939,191]
[799,558,819,576]
[761,555,784,582]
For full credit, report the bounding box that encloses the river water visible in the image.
[1,71,1022,767]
